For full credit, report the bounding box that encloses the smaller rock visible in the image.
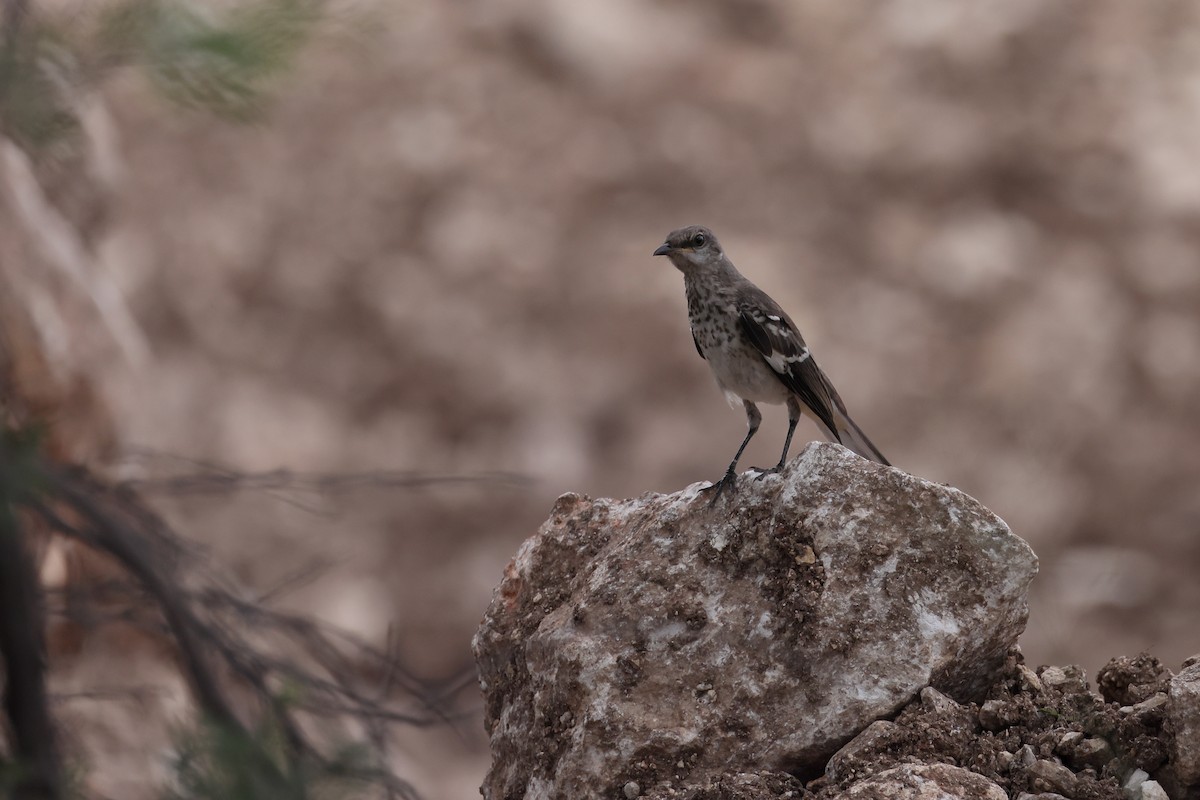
[1098,654,1171,705]
[1027,759,1077,795]
[1054,731,1084,756]
[1069,736,1115,771]
[825,720,904,784]
[1123,768,1149,798]
[1016,744,1037,769]
[842,763,1006,799]
[623,780,641,799]
[1120,692,1169,728]
[1040,666,1069,686]
[1138,780,1169,800]
[1017,664,1045,694]
[920,686,961,714]
[1182,654,1200,670]
[1015,794,1069,800]
[1039,665,1088,692]
[979,699,1015,731]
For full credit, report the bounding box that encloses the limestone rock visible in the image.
[474,443,1038,799]
[835,763,1007,800]
[1169,663,1200,789]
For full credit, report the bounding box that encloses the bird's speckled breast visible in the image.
[685,281,791,405]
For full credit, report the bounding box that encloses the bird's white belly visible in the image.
[702,339,790,406]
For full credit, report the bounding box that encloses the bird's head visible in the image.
[653,225,724,272]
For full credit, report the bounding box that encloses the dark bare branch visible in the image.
[0,439,62,800]
[26,488,244,733]
[23,459,446,797]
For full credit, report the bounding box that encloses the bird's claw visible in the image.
[701,471,738,506]
[750,463,786,482]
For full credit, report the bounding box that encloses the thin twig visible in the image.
[50,685,171,707]
[256,556,337,604]
[122,466,530,496]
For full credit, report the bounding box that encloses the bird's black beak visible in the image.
[653,243,672,257]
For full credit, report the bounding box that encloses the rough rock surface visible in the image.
[474,443,1037,798]
[636,651,1195,799]
[1098,654,1172,706]
[837,763,1007,799]
[644,771,805,800]
[1169,661,1200,791]
[809,653,1181,800]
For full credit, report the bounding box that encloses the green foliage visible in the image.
[0,756,90,800]
[99,0,322,120]
[0,423,47,507]
[0,0,321,152]
[0,759,28,796]
[0,24,81,151]
[164,714,377,800]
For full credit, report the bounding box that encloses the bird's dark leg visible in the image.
[754,395,801,480]
[704,400,760,505]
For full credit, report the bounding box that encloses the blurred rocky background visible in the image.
[2,0,1199,797]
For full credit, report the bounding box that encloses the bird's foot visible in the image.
[750,461,787,481]
[701,469,738,506]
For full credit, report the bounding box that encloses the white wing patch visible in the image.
[755,315,810,374]
[765,347,810,374]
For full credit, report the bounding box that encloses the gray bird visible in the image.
[654,225,889,500]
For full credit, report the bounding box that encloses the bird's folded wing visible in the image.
[737,299,843,436]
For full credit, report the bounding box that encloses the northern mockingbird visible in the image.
[654,225,889,500]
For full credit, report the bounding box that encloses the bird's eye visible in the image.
[692,233,707,247]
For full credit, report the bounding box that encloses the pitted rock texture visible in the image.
[1098,653,1172,706]
[1169,661,1200,791]
[644,771,806,800]
[473,443,1038,799]
[837,763,1007,799]
[562,653,1197,800]
[811,653,1191,800]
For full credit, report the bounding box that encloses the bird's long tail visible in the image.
[830,409,890,466]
